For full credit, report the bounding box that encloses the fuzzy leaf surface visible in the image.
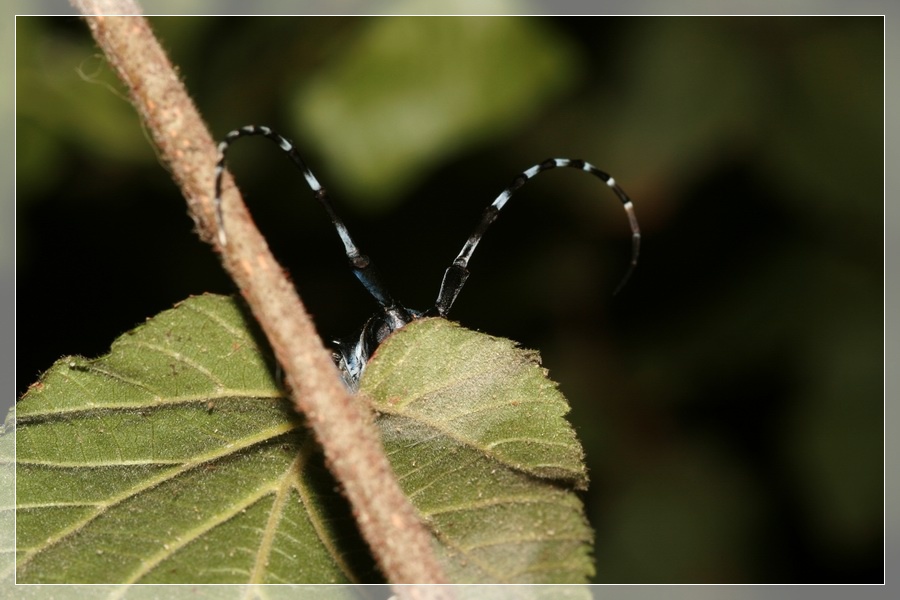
[363,318,593,583]
[16,295,593,583]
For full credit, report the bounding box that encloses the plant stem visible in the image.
[69,1,449,591]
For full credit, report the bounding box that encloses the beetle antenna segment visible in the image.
[214,129,640,389]
[214,125,406,315]
[433,158,640,316]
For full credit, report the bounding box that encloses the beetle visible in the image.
[214,125,640,390]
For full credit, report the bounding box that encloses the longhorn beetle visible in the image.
[214,125,640,391]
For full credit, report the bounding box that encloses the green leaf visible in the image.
[1,411,15,587]
[362,318,593,582]
[365,318,588,486]
[16,294,593,583]
[15,295,372,584]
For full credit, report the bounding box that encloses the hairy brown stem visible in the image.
[70,1,448,590]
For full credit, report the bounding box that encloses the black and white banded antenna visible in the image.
[213,126,640,390]
[214,125,414,326]
[431,158,641,318]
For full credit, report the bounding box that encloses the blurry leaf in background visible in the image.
[783,252,882,560]
[608,19,768,182]
[595,440,763,583]
[15,18,158,272]
[762,20,882,227]
[291,17,581,209]
[16,18,154,198]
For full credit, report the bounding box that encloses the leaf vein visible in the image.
[15,422,295,572]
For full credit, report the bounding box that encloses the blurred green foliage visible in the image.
[16,16,882,583]
[16,18,153,197]
[293,17,580,207]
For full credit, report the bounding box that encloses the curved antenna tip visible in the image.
[613,232,641,295]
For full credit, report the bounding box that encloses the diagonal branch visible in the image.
[69,1,448,590]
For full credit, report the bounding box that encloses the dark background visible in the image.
[16,16,883,583]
